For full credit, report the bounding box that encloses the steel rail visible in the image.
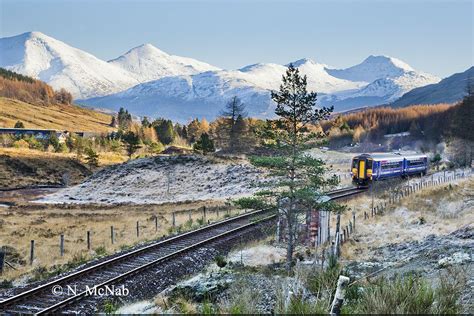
[0,186,366,314]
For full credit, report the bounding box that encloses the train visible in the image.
[351,152,428,186]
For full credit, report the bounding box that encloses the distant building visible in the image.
[0,128,70,143]
[384,131,411,138]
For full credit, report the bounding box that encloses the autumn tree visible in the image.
[248,64,340,271]
[53,88,73,104]
[187,118,208,143]
[218,96,249,152]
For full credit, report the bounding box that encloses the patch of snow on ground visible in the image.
[38,155,268,205]
[115,300,160,314]
[228,245,286,266]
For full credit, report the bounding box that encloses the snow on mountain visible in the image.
[326,55,416,82]
[0,31,139,99]
[83,55,439,121]
[0,31,441,120]
[391,66,473,107]
[108,43,220,82]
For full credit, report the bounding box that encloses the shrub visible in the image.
[214,255,227,269]
[233,197,269,210]
[12,139,29,149]
[94,246,107,257]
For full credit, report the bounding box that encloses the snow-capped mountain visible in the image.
[84,56,440,121]
[0,31,140,99]
[391,66,473,107]
[326,55,415,82]
[109,43,220,82]
[0,31,442,121]
[0,32,220,99]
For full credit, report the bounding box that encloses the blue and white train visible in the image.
[351,153,428,186]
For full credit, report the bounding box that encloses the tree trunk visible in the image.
[286,209,294,272]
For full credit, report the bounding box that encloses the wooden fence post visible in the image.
[330,276,350,315]
[30,240,35,265]
[110,226,114,244]
[172,212,176,227]
[352,211,356,232]
[0,247,5,274]
[203,206,207,221]
[87,231,91,250]
[136,221,140,237]
[60,234,64,257]
[155,216,158,232]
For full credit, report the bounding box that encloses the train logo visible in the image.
[351,153,428,186]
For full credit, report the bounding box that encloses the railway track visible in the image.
[0,186,366,315]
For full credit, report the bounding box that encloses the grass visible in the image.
[340,177,473,261]
[0,202,239,281]
[0,147,127,189]
[0,97,115,133]
[342,270,465,314]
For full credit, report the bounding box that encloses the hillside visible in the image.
[0,97,114,132]
[391,67,473,107]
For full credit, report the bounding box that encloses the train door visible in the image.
[358,160,365,179]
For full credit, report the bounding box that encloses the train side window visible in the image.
[366,160,373,169]
[352,159,358,168]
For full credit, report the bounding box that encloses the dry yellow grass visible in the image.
[0,97,114,133]
[0,201,240,281]
[0,147,127,189]
[339,177,473,260]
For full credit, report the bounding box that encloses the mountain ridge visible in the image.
[1,31,445,121]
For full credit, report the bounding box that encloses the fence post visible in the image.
[60,234,64,257]
[352,211,356,232]
[0,247,5,274]
[216,208,219,218]
[203,206,207,221]
[155,216,159,232]
[172,212,176,227]
[136,221,140,237]
[87,231,91,250]
[330,275,350,315]
[30,240,35,265]
[111,226,114,244]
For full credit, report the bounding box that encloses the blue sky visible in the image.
[1,0,472,77]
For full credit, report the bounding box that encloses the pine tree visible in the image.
[117,107,132,130]
[123,131,141,159]
[153,119,175,145]
[193,132,215,155]
[84,147,99,169]
[141,116,151,128]
[14,121,25,128]
[249,64,341,271]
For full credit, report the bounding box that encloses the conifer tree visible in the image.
[123,131,141,159]
[221,96,247,152]
[249,64,342,271]
[193,132,215,155]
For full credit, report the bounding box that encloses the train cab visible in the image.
[351,154,373,186]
